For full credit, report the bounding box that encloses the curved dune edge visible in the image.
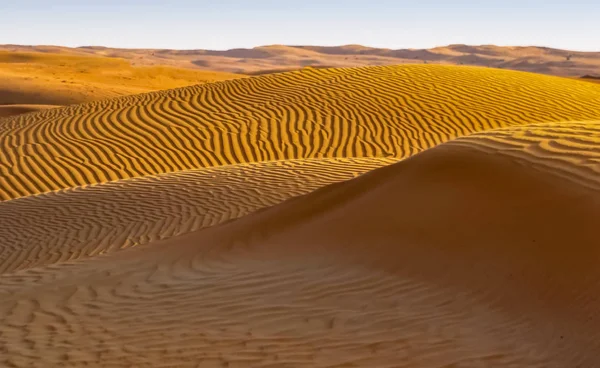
[0,157,395,273]
[448,120,600,190]
[3,64,600,200]
[0,123,599,366]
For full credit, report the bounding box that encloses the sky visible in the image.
[1,0,598,51]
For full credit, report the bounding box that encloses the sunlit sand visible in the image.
[1,64,600,366]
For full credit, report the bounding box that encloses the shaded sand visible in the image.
[0,104,59,118]
[0,157,395,273]
[3,43,600,77]
[0,50,241,116]
[0,121,599,367]
[3,64,600,200]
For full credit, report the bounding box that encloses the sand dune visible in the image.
[3,43,599,77]
[0,121,599,366]
[0,157,395,273]
[2,64,600,366]
[0,50,241,117]
[2,65,600,200]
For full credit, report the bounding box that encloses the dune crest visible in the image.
[0,104,60,118]
[449,121,600,189]
[0,50,241,117]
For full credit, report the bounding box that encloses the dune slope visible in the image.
[0,157,395,273]
[2,64,600,200]
[0,121,598,367]
[3,43,600,77]
[0,50,241,116]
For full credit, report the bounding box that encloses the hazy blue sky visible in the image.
[1,0,598,51]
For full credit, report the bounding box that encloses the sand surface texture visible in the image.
[3,64,600,201]
[1,65,600,367]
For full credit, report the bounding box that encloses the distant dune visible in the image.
[1,64,600,366]
[2,43,599,77]
[0,50,241,117]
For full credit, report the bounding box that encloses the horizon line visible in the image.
[2,43,599,53]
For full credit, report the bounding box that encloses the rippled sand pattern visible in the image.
[0,122,599,367]
[0,157,394,273]
[2,65,600,367]
[0,254,563,367]
[2,65,600,200]
[450,121,600,190]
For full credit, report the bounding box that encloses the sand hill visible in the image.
[3,64,600,201]
[1,65,600,366]
[0,50,241,117]
[3,43,599,77]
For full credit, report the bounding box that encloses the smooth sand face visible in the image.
[1,64,600,367]
[0,50,241,117]
[0,157,396,273]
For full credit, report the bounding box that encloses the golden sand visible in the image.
[0,157,395,273]
[1,65,600,367]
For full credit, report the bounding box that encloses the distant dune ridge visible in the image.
[1,43,599,118]
[2,64,600,201]
[2,43,599,77]
[1,63,600,366]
